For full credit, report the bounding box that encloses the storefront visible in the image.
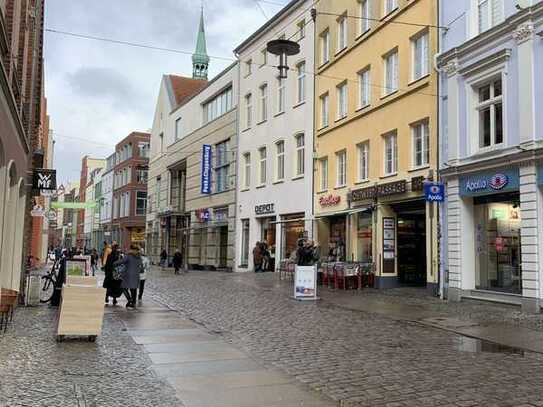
[348,176,438,291]
[441,163,543,312]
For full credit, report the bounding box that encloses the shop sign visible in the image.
[30,204,45,217]
[411,176,425,192]
[196,208,210,222]
[255,203,274,215]
[214,208,228,222]
[424,182,445,202]
[200,144,212,194]
[33,169,57,190]
[459,168,519,197]
[319,194,341,207]
[382,217,395,274]
[131,230,145,243]
[294,265,318,301]
[351,180,407,202]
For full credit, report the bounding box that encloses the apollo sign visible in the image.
[465,173,508,192]
[460,169,518,197]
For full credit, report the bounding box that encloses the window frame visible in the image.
[277,77,286,114]
[320,92,329,128]
[411,30,429,81]
[357,67,371,109]
[477,0,504,34]
[245,93,252,128]
[320,157,329,192]
[296,61,306,104]
[336,150,347,187]
[358,0,370,35]
[320,29,330,65]
[136,191,147,216]
[295,133,305,177]
[337,12,348,52]
[336,81,348,120]
[357,142,369,182]
[259,83,268,122]
[411,121,430,169]
[243,152,251,189]
[275,140,285,182]
[474,76,504,151]
[258,146,267,186]
[383,131,398,176]
[383,48,399,96]
[215,140,230,193]
[384,0,398,16]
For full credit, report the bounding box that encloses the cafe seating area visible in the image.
[0,288,18,333]
[277,260,375,290]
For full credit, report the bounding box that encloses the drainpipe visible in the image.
[435,0,443,299]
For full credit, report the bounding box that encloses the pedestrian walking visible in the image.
[101,241,112,267]
[114,244,143,309]
[103,243,122,305]
[138,248,150,301]
[160,249,168,268]
[172,250,183,275]
[90,249,99,276]
[253,242,263,272]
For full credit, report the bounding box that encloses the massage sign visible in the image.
[319,194,341,207]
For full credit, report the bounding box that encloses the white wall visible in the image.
[234,0,315,271]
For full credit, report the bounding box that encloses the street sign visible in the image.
[32,169,57,190]
[424,182,445,202]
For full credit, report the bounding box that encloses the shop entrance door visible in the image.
[393,201,426,286]
[218,226,228,268]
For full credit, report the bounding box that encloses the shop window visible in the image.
[328,216,346,261]
[474,193,521,294]
[357,212,372,262]
[477,78,503,149]
[281,214,305,260]
[240,219,249,266]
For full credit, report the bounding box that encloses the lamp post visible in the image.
[266,39,300,79]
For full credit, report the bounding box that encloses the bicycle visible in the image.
[40,259,60,303]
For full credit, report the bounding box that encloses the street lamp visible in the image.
[266,39,300,79]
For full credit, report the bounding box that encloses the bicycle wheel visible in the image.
[40,276,55,303]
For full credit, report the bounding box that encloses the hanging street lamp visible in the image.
[266,39,300,79]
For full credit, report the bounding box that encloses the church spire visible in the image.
[192,3,209,80]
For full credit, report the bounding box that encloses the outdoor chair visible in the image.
[0,288,18,332]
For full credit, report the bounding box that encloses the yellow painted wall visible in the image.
[314,0,439,283]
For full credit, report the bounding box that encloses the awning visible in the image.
[270,217,311,225]
[314,206,372,219]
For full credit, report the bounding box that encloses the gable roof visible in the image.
[166,75,208,108]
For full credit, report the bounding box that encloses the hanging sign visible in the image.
[51,201,97,209]
[33,169,57,190]
[201,144,212,194]
[294,265,318,301]
[424,182,445,202]
[30,204,45,217]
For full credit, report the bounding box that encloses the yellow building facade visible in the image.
[314,0,439,291]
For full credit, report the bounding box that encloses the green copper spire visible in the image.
[192,4,209,80]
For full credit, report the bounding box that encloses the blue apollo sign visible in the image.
[424,182,445,202]
[459,168,519,197]
[201,144,212,194]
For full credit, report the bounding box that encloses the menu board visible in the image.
[382,217,395,274]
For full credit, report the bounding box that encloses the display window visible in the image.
[328,216,346,261]
[281,214,305,260]
[356,212,372,262]
[474,192,521,294]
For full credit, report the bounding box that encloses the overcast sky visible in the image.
[45,0,289,185]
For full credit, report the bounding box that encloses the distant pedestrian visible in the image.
[90,249,99,276]
[138,248,150,301]
[103,243,122,305]
[114,244,143,309]
[160,249,168,268]
[172,250,183,275]
[253,242,263,273]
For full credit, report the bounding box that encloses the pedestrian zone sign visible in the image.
[424,182,445,202]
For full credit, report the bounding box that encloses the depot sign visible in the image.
[319,194,341,207]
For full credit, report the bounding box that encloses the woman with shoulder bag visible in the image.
[114,244,142,309]
[138,248,150,301]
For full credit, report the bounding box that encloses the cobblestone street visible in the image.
[147,268,543,407]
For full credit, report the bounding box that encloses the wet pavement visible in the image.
[147,268,543,407]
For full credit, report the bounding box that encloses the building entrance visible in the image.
[393,200,426,286]
[218,226,228,268]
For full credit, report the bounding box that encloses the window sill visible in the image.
[293,100,306,109]
[274,110,285,118]
[381,7,399,21]
[355,28,371,41]
[318,124,329,131]
[317,189,328,194]
[335,47,347,57]
[334,185,347,190]
[256,119,267,126]
[240,188,250,192]
[238,264,248,269]
[354,179,370,185]
[242,127,252,133]
[355,104,371,113]
[408,165,430,173]
[408,74,430,86]
[380,172,398,179]
[272,179,284,185]
[292,175,304,181]
[318,60,330,69]
[256,184,266,189]
[335,115,347,123]
[380,89,399,100]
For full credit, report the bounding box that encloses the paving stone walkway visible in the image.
[147,268,543,407]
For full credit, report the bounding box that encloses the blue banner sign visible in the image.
[459,168,519,197]
[201,144,212,194]
[424,182,445,202]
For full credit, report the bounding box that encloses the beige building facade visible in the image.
[314,0,439,291]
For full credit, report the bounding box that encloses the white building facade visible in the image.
[234,0,315,272]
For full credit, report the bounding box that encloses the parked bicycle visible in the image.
[40,259,60,303]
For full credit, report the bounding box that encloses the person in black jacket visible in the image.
[172,250,183,274]
[103,243,122,305]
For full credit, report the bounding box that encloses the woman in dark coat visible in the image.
[114,244,142,308]
[103,243,122,305]
[172,250,183,275]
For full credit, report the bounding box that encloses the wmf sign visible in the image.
[33,169,57,190]
[201,144,212,194]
